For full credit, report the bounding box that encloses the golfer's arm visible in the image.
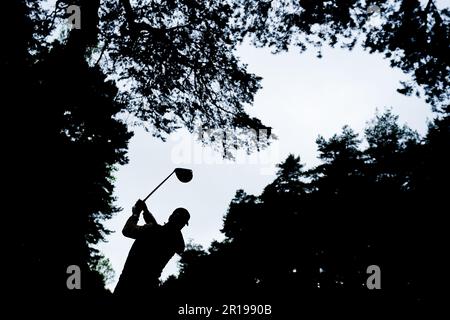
[142,208,157,226]
[122,214,141,239]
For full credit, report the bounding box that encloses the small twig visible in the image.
[94,40,110,67]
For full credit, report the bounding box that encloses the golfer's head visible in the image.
[168,208,190,229]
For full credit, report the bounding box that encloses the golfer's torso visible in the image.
[124,225,181,278]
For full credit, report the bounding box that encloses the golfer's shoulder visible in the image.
[152,222,163,229]
[141,222,161,232]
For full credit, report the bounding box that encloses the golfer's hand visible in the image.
[132,200,144,216]
[136,199,149,212]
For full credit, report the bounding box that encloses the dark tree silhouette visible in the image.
[25,0,273,156]
[4,1,131,308]
[164,109,449,313]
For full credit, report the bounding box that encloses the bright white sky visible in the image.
[97,0,449,290]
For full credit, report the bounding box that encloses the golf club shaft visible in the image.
[143,170,175,202]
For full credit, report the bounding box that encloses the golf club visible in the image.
[143,168,193,202]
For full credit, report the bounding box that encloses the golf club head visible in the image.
[175,168,193,183]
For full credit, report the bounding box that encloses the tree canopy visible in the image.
[25,0,450,152]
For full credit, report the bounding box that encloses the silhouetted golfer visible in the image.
[114,199,189,297]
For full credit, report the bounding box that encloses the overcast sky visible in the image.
[96,37,440,290]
